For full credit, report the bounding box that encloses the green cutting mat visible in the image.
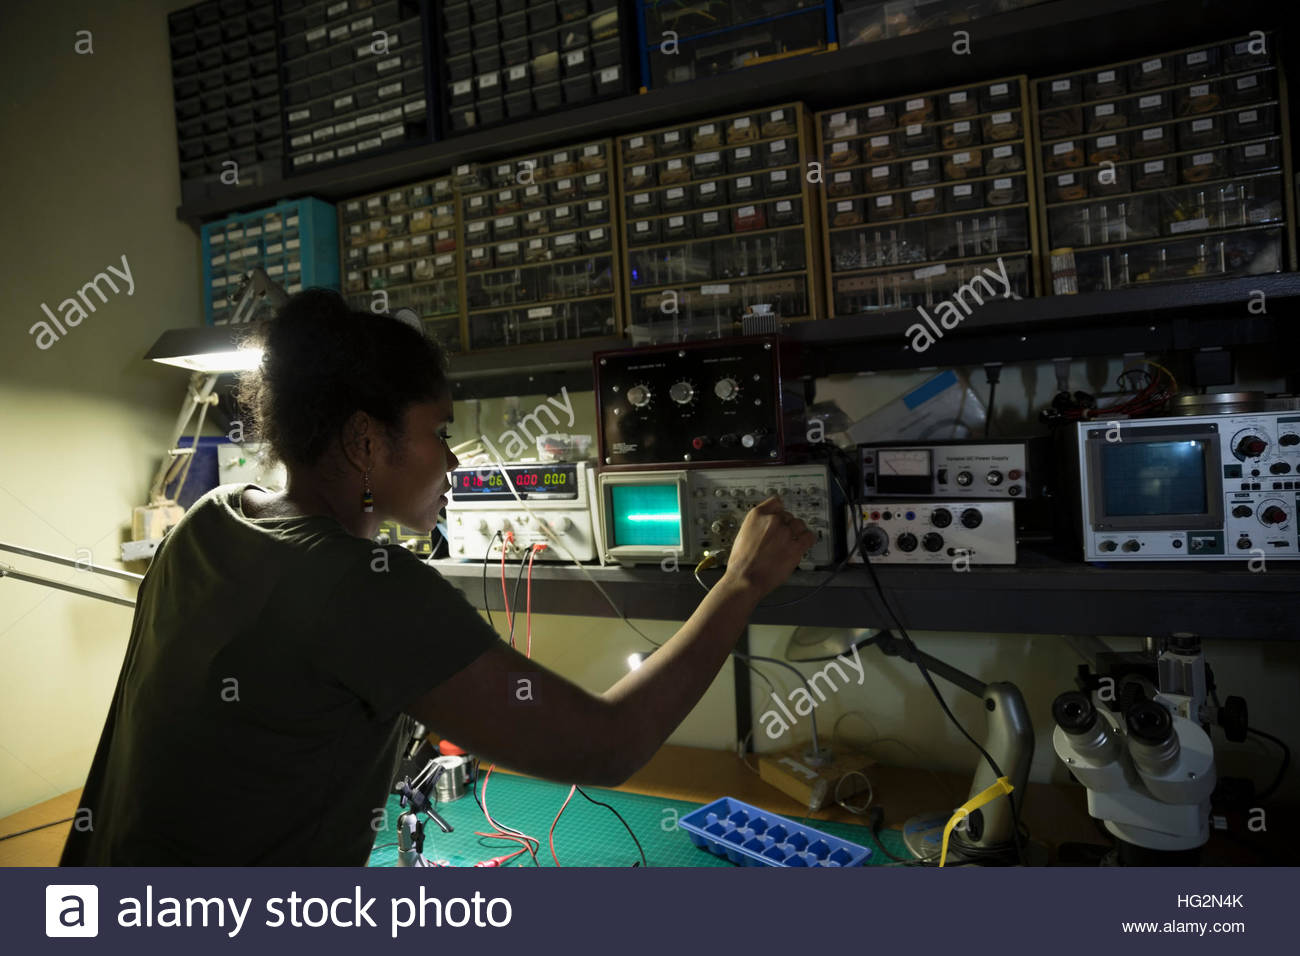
[367,772,909,867]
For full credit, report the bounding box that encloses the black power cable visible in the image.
[575,786,647,867]
[482,530,502,630]
[857,555,1028,866]
[1248,727,1291,802]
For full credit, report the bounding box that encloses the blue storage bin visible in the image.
[678,797,872,867]
[199,197,340,324]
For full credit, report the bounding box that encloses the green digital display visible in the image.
[610,484,681,548]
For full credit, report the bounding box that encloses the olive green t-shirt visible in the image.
[60,483,499,865]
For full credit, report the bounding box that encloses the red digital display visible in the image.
[449,464,578,500]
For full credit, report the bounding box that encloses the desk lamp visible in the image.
[785,626,1035,864]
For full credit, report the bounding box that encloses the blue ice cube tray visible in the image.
[678,797,872,867]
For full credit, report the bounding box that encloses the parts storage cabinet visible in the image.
[816,77,1040,317]
[339,177,466,352]
[201,198,340,325]
[1032,33,1296,294]
[617,103,825,342]
[453,141,623,350]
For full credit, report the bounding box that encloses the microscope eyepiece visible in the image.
[1125,700,1174,746]
[1051,691,1097,735]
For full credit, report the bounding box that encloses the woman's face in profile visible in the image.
[377,393,458,533]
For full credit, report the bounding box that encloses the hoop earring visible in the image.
[361,469,374,513]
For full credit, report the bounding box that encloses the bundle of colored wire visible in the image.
[1051,361,1178,422]
[472,545,542,865]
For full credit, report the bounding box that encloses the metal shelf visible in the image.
[436,271,1300,397]
[176,0,1290,228]
[428,551,1300,639]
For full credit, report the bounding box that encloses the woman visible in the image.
[60,289,815,865]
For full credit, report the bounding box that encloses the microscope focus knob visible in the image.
[1217,695,1249,743]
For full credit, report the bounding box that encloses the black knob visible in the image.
[1008,485,1022,496]
[1236,537,1253,550]
[1261,505,1288,525]
[1053,691,1098,735]
[1279,433,1300,447]
[860,525,889,556]
[960,508,982,529]
[922,532,944,552]
[1270,462,1292,474]
[1232,505,1253,518]
[896,532,918,552]
[931,508,953,528]
[1217,695,1249,743]
[1099,540,1118,552]
[1122,539,1141,552]
[1236,436,1268,459]
[986,470,1004,486]
[956,471,973,486]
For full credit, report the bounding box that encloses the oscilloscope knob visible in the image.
[859,525,888,556]
[960,508,983,529]
[1234,435,1268,459]
[627,384,651,408]
[1260,505,1288,526]
[896,532,918,553]
[670,380,696,404]
[930,508,953,528]
[714,377,739,401]
[922,533,944,552]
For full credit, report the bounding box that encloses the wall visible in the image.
[0,0,201,819]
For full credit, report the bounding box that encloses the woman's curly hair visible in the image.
[233,288,450,468]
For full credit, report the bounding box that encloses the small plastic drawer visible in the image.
[1225,103,1277,141]
[943,148,982,181]
[1134,156,1177,190]
[1177,46,1221,80]
[1085,99,1128,134]
[983,109,1022,143]
[1230,140,1280,174]
[903,156,940,188]
[1129,55,1175,90]
[826,168,860,198]
[905,186,940,216]
[863,163,900,192]
[660,186,689,212]
[986,175,1025,206]
[628,218,660,245]
[1039,75,1083,108]
[985,142,1024,175]
[765,138,796,167]
[1132,124,1174,158]
[764,167,797,195]
[1223,35,1273,72]
[1224,71,1273,107]
[1087,133,1129,166]
[946,180,984,212]
[694,179,725,206]
[867,192,902,222]
[1176,80,1223,117]
[939,119,977,151]
[940,87,980,120]
[1039,107,1082,140]
[1043,139,1085,173]
[900,123,938,156]
[897,95,934,126]
[1178,114,1225,151]
[1084,67,1127,101]
[1180,149,1227,185]
[1048,171,1087,204]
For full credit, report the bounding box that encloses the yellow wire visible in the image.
[939,777,1015,868]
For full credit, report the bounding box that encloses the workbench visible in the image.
[1,745,1114,867]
